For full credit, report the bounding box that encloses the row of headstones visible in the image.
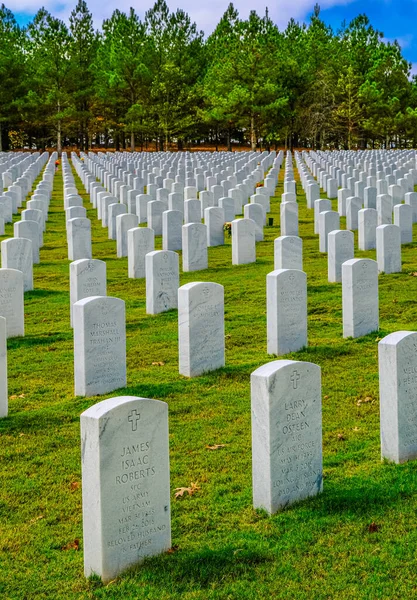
[71,253,380,400]
[0,154,56,293]
[300,150,417,239]
[0,152,49,235]
[63,151,283,272]
[80,327,417,583]
[0,153,58,418]
[86,149,279,199]
[0,151,43,192]
[72,281,225,396]
[75,149,281,222]
[305,148,417,202]
[286,151,414,276]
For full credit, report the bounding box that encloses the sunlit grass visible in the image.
[1,158,417,599]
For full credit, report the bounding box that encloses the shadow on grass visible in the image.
[315,470,415,517]
[123,544,273,591]
[7,332,72,349]
[23,289,65,299]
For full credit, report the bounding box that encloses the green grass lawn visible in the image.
[1,158,417,599]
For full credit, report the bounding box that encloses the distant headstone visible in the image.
[67,218,92,261]
[314,199,331,234]
[274,236,302,270]
[232,218,255,265]
[148,200,166,235]
[251,359,322,514]
[342,259,378,338]
[376,224,401,273]
[70,259,107,327]
[358,208,377,251]
[178,282,225,377]
[0,268,24,337]
[205,206,225,247]
[379,331,417,464]
[405,192,417,223]
[1,238,33,292]
[377,194,392,226]
[267,269,307,355]
[280,202,298,237]
[218,197,235,223]
[14,220,40,263]
[244,203,264,241]
[184,199,201,224]
[162,210,182,251]
[116,213,138,258]
[346,197,362,231]
[319,210,340,253]
[74,296,126,396]
[393,203,412,244]
[182,223,208,272]
[108,203,127,240]
[81,395,171,583]
[328,230,354,283]
[128,227,155,279]
[145,250,179,314]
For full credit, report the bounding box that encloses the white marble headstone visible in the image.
[267,269,307,355]
[81,396,171,583]
[145,250,179,315]
[0,268,24,338]
[379,331,417,464]
[70,259,107,327]
[342,259,378,338]
[251,359,322,514]
[74,296,126,396]
[178,282,225,377]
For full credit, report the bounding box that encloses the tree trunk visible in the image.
[131,130,135,152]
[0,123,3,152]
[227,127,232,152]
[250,114,256,151]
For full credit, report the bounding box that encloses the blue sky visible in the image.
[12,0,417,71]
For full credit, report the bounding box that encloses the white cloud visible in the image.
[15,0,357,32]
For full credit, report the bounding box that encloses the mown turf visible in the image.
[1,158,417,600]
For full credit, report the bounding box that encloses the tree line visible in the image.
[1,0,416,152]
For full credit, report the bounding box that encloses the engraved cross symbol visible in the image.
[290,370,301,389]
[128,410,141,431]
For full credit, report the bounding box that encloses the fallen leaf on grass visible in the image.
[225,334,231,339]
[337,433,346,441]
[206,444,226,450]
[167,545,179,554]
[70,482,80,491]
[29,515,44,524]
[174,482,200,499]
[411,272,417,277]
[368,522,381,533]
[10,394,25,399]
[62,539,80,551]
[324,395,329,400]
[151,361,165,366]
[357,396,373,407]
